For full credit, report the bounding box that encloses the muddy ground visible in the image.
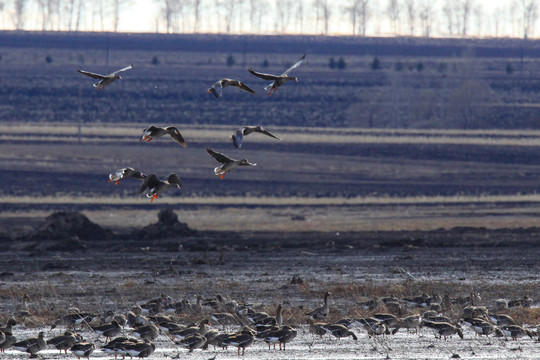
[0,212,539,359]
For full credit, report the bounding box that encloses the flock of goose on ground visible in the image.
[84,56,306,202]
[1,291,537,358]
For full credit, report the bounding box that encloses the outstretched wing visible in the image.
[109,64,133,77]
[232,129,244,149]
[248,68,279,81]
[167,127,187,148]
[77,69,106,80]
[206,148,234,164]
[254,126,281,140]
[232,80,256,95]
[138,174,159,194]
[282,54,306,76]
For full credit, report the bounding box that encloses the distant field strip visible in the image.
[3,194,540,206]
[2,123,540,146]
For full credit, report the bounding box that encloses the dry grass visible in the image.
[3,122,540,146]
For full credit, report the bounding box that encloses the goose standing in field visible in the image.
[321,323,358,340]
[92,320,122,342]
[13,331,46,356]
[221,328,255,356]
[0,319,16,334]
[140,125,187,147]
[70,342,95,359]
[499,325,534,340]
[0,332,16,353]
[208,79,256,98]
[230,126,281,149]
[108,167,147,185]
[125,339,155,358]
[305,291,331,321]
[263,325,297,350]
[206,148,256,179]
[77,64,133,90]
[248,54,305,95]
[138,173,183,203]
[47,331,80,354]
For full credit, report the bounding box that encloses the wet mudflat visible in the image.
[0,234,539,360]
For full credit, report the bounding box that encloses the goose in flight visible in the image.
[231,126,281,149]
[77,64,133,90]
[248,55,305,95]
[206,148,256,179]
[141,125,187,147]
[208,79,256,98]
[108,167,147,185]
[138,173,183,203]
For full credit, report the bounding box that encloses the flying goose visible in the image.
[206,148,256,179]
[138,173,183,203]
[231,126,281,149]
[108,167,147,185]
[208,79,256,98]
[305,291,331,320]
[140,125,187,147]
[248,54,305,95]
[77,64,133,90]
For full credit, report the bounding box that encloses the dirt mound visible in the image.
[129,209,197,240]
[25,211,115,241]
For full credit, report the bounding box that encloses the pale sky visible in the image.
[1,0,534,38]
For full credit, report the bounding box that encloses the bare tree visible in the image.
[418,0,434,37]
[313,0,331,34]
[386,0,400,34]
[36,0,49,30]
[223,0,243,33]
[112,0,133,32]
[404,0,415,35]
[458,0,473,36]
[193,0,202,32]
[12,0,27,30]
[441,0,455,35]
[473,3,483,36]
[491,7,502,37]
[0,1,5,29]
[358,0,370,35]
[293,1,304,33]
[275,0,292,33]
[155,0,179,33]
[521,0,538,39]
[343,0,360,35]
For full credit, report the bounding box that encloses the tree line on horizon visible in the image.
[0,0,538,39]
